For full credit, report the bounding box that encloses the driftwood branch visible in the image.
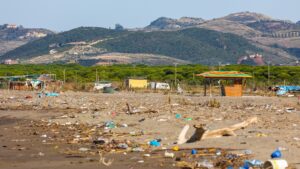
[99,151,113,166]
[177,117,258,144]
[126,103,158,115]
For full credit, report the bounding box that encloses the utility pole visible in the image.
[174,63,178,88]
[218,62,221,71]
[267,61,270,85]
[132,64,136,77]
[252,71,255,92]
[75,71,78,86]
[63,69,66,84]
[96,69,98,83]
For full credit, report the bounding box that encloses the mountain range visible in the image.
[1,12,300,66]
[0,24,54,56]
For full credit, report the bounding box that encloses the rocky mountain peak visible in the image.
[0,24,54,41]
[146,17,205,30]
[222,11,273,24]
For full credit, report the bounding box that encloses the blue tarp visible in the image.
[276,86,300,95]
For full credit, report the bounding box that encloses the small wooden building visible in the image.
[197,71,252,97]
[9,81,28,90]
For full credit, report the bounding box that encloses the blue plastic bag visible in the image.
[271,149,282,158]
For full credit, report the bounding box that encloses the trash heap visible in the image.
[26,119,294,169]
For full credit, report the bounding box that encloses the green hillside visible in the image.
[2,27,262,65]
[95,28,262,65]
[1,27,126,60]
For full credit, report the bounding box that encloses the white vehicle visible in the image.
[150,82,170,90]
[94,81,112,90]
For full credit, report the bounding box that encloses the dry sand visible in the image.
[0,90,300,169]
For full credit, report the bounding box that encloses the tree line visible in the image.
[0,64,300,88]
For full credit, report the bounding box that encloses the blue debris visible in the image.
[149,140,160,147]
[105,121,116,129]
[276,86,300,95]
[45,92,59,97]
[239,167,247,169]
[191,149,197,155]
[242,161,250,169]
[238,159,263,169]
[271,149,282,158]
[244,160,263,167]
[175,114,182,119]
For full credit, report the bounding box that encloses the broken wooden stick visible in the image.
[126,102,132,114]
[177,117,258,144]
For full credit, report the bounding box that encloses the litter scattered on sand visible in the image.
[0,90,300,169]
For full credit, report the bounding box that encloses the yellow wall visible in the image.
[128,79,148,88]
[225,84,242,96]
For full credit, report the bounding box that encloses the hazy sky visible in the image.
[0,0,299,31]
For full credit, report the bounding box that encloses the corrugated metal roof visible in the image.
[196,71,252,78]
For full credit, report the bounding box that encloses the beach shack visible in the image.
[197,71,252,97]
[0,74,59,91]
[126,78,148,89]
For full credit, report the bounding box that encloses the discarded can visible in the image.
[263,159,288,169]
[191,149,197,155]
